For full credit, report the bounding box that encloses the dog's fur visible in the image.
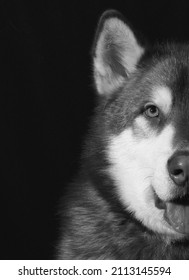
[58,10,189,259]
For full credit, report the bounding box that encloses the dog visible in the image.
[57,10,189,259]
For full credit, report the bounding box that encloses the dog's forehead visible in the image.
[155,51,189,101]
[143,53,189,111]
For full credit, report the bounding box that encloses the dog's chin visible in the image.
[154,190,189,236]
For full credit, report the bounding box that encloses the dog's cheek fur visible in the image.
[107,118,180,236]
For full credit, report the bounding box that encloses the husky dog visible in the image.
[58,10,189,259]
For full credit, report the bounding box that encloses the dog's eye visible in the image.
[144,104,159,118]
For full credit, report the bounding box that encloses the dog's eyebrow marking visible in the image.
[152,86,172,114]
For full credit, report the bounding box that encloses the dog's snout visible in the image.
[168,153,189,186]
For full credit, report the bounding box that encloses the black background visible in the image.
[1,0,189,259]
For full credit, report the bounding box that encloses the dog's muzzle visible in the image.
[162,151,189,234]
[167,151,189,187]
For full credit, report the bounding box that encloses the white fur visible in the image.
[152,86,172,115]
[107,118,183,238]
[94,18,144,95]
[94,59,125,95]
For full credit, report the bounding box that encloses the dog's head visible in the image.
[92,10,189,239]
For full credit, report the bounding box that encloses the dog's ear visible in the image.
[92,10,145,95]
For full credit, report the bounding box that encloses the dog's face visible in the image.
[93,10,189,239]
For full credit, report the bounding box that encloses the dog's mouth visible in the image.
[154,192,189,234]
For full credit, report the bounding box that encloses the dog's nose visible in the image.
[168,153,189,186]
